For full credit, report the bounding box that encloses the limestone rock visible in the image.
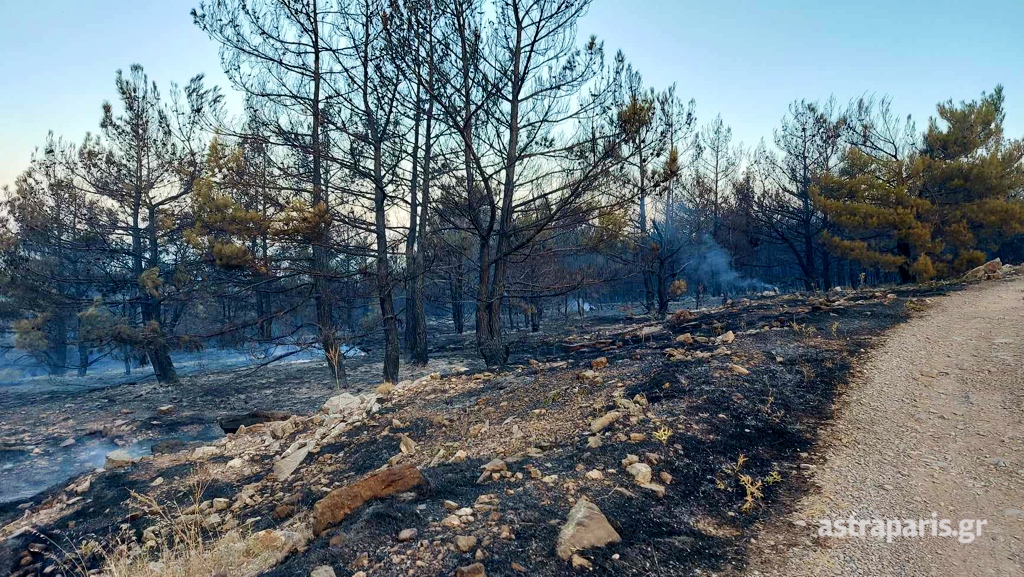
[590,411,622,434]
[590,357,608,370]
[455,535,478,552]
[556,498,621,561]
[456,563,486,577]
[626,462,652,484]
[310,567,336,577]
[273,443,311,480]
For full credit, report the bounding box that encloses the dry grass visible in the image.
[45,470,302,577]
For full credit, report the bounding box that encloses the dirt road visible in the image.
[752,277,1024,576]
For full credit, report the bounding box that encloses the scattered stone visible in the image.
[591,357,608,370]
[212,498,229,511]
[626,463,652,484]
[273,443,311,480]
[590,411,622,434]
[621,454,639,468]
[310,566,336,577]
[269,419,296,440]
[477,459,507,483]
[313,465,425,534]
[556,498,621,561]
[397,528,418,542]
[455,563,486,577]
[72,478,91,494]
[322,392,380,417]
[59,437,75,448]
[586,470,604,480]
[640,482,666,497]
[571,554,593,570]
[156,405,176,415]
[455,535,478,552]
[719,331,735,344]
[675,333,694,345]
[659,471,673,485]
[578,370,602,384]
[728,364,750,376]
[399,434,417,455]
[587,436,603,449]
[629,433,647,442]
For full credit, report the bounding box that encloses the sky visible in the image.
[1,0,1022,189]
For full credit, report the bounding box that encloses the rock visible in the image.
[273,443,311,480]
[313,465,425,534]
[252,529,304,557]
[675,333,694,345]
[591,357,608,370]
[203,513,222,529]
[719,331,735,344]
[659,471,673,485]
[578,370,602,384]
[72,478,91,494]
[455,563,486,577]
[477,459,507,483]
[104,449,135,470]
[273,504,295,520]
[442,515,463,528]
[587,436,603,449]
[556,498,621,561]
[218,410,292,434]
[728,364,750,376]
[399,434,417,455]
[586,470,604,480]
[156,405,176,416]
[511,562,528,573]
[455,535,478,552]
[571,554,593,570]
[964,258,1004,280]
[212,498,230,511]
[59,437,75,448]
[322,392,380,417]
[190,445,221,460]
[628,433,646,442]
[310,566,336,577]
[621,454,639,468]
[626,463,652,484]
[640,482,666,497]
[451,450,468,463]
[397,528,418,542]
[152,439,187,455]
[590,411,622,434]
[444,500,460,510]
[269,419,296,440]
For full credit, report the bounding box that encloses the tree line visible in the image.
[2,0,1022,385]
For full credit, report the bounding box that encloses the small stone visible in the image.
[659,472,673,485]
[729,364,750,376]
[397,528,418,542]
[444,500,460,511]
[639,482,666,497]
[399,434,417,455]
[156,405,176,415]
[442,515,462,528]
[629,433,646,442]
[212,498,229,511]
[571,554,593,570]
[587,436,603,449]
[585,470,604,480]
[310,567,336,577]
[675,333,694,344]
[455,535,478,552]
[456,563,486,577]
[591,357,608,370]
[60,437,76,448]
[626,463,652,484]
[590,411,622,434]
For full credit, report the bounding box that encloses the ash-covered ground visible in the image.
[0,286,953,577]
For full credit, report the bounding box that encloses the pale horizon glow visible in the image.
[1,0,1022,189]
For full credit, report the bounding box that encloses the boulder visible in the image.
[310,567,336,577]
[555,498,621,561]
[313,465,425,534]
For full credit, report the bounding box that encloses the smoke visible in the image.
[687,237,774,295]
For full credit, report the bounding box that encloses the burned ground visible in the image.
[0,286,954,577]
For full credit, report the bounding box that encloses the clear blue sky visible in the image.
[1,0,1022,189]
